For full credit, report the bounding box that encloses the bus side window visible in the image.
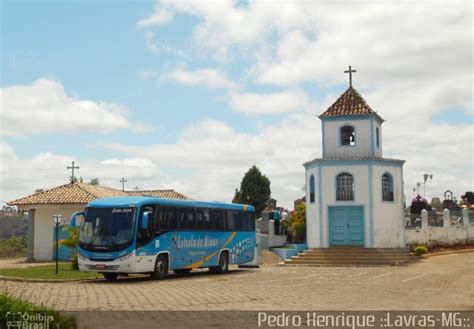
[226,211,235,231]
[178,208,187,230]
[203,209,211,230]
[196,209,204,230]
[241,211,249,231]
[233,211,241,231]
[249,212,256,231]
[168,207,177,230]
[211,210,224,230]
[187,209,195,230]
[157,207,168,231]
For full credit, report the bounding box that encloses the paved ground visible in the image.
[1,252,473,312]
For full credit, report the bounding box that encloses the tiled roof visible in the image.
[320,87,382,120]
[8,182,191,206]
[127,189,191,200]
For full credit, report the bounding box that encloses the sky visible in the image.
[1,0,473,209]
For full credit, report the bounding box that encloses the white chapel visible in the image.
[304,68,406,249]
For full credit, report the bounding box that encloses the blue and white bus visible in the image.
[71,196,256,281]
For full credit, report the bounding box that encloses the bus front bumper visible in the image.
[78,254,154,273]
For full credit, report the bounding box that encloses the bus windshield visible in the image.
[79,207,135,251]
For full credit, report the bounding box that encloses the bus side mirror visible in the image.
[70,211,84,228]
[141,211,152,230]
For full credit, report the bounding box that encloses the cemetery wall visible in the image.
[405,209,474,246]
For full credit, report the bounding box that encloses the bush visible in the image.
[284,203,306,243]
[0,237,25,258]
[0,215,27,239]
[413,245,429,256]
[0,292,77,328]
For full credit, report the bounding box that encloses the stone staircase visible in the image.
[283,247,418,267]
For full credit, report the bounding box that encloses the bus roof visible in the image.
[87,196,255,211]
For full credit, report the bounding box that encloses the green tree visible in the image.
[90,178,100,185]
[232,165,271,217]
[284,203,306,243]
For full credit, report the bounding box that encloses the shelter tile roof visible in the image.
[8,182,191,206]
[127,189,191,200]
[320,87,382,120]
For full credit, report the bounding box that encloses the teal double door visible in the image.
[328,206,364,246]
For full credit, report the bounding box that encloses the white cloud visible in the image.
[0,79,150,137]
[229,90,311,116]
[143,31,186,57]
[105,115,320,207]
[140,1,471,83]
[136,3,174,29]
[164,68,237,90]
[0,142,160,204]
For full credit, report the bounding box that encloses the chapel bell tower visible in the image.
[303,66,406,250]
[320,66,384,159]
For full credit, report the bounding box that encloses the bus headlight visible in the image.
[116,252,134,262]
[78,253,89,261]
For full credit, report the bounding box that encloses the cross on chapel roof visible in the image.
[344,65,356,87]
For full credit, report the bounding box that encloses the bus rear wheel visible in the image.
[210,252,229,274]
[151,254,168,280]
[103,273,118,281]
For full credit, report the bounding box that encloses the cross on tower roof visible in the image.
[67,161,79,183]
[120,177,127,192]
[344,65,356,87]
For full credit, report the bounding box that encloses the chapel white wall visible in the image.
[306,164,371,248]
[323,120,372,158]
[305,167,320,248]
[372,164,405,248]
[30,205,84,261]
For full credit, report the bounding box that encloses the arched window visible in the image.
[382,173,394,201]
[336,173,354,201]
[341,126,356,146]
[309,175,315,203]
[376,127,380,148]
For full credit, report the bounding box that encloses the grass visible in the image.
[0,292,77,328]
[0,263,101,280]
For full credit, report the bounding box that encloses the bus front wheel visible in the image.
[210,252,229,274]
[151,254,168,280]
